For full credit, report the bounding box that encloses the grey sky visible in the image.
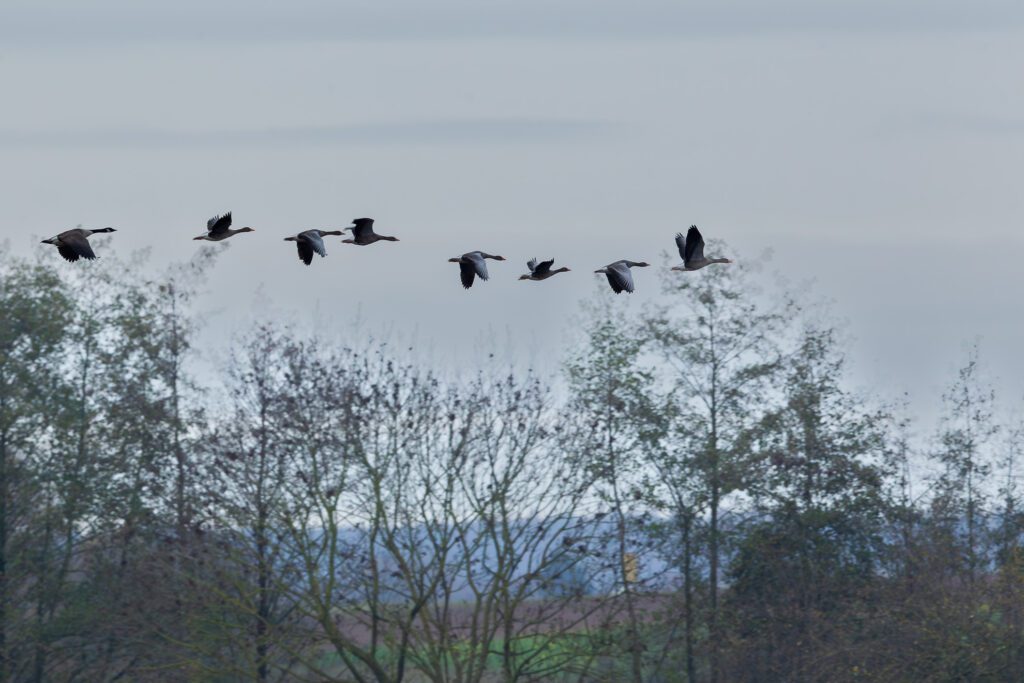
[2,0,1022,424]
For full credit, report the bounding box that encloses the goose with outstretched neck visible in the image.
[449,251,506,289]
[341,218,399,246]
[284,230,344,266]
[42,227,116,262]
[519,258,570,282]
[594,260,649,294]
[194,212,254,241]
[672,225,733,271]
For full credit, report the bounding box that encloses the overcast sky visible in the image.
[2,0,1023,424]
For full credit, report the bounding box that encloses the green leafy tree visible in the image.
[0,259,76,680]
[729,326,892,680]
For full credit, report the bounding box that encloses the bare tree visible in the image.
[566,301,662,683]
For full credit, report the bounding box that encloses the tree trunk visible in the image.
[0,403,10,683]
[682,512,695,683]
[708,328,721,683]
[709,479,719,683]
[256,508,270,683]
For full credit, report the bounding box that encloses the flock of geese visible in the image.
[41,214,733,293]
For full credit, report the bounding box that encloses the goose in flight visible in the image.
[594,260,649,294]
[341,218,399,246]
[41,228,116,262]
[519,258,570,281]
[284,230,344,265]
[193,212,255,241]
[672,225,733,271]
[448,251,506,289]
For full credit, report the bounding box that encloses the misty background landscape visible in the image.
[2,1,1024,681]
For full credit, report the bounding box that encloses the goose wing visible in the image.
[301,230,327,258]
[526,258,538,273]
[207,212,232,236]
[459,260,477,289]
[351,218,374,240]
[605,262,634,294]
[295,239,314,265]
[57,245,80,262]
[674,232,687,261]
[532,258,554,276]
[59,230,97,261]
[684,225,705,263]
[467,252,490,281]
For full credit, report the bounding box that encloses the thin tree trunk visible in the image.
[708,320,721,683]
[256,504,270,682]
[708,480,719,683]
[708,414,720,683]
[0,365,10,683]
[255,402,270,683]
[682,512,695,683]
[169,288,188,540]
[0,425,8,683]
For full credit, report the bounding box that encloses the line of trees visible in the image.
[0,246,1021,682]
